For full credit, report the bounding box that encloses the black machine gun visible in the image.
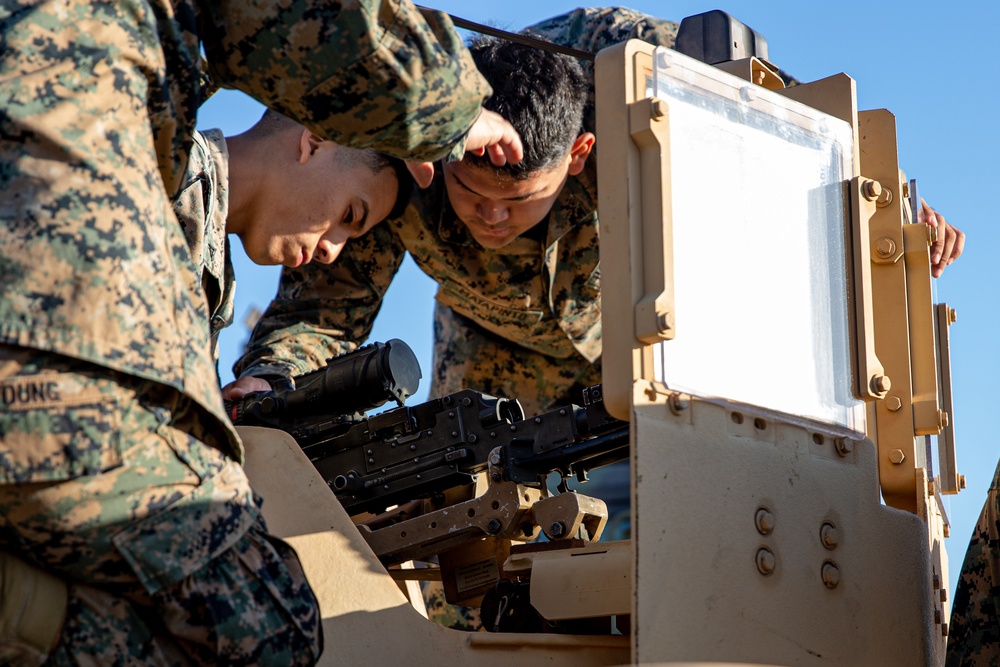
[228,340,629,518]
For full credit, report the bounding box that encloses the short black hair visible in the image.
[465,36,588,179]
[252,109,411,221]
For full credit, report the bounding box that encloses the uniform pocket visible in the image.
[0,373,123,483]
[112,458,259,595]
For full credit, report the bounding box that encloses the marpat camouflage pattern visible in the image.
[172,129,237,365]
[947,460,1000,665]
[0,0,493,661]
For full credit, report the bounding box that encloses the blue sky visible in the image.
[197,2,1000,591]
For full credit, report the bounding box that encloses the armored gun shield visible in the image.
[596,39,957,666]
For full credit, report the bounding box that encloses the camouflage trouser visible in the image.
[947,459,1000,666]
[0,347,322,665]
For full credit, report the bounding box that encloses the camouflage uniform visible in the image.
[172,129,237,364]
[0,0,491,662]
[947,463,1000,665]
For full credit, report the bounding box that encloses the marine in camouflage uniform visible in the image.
[234,7,679,630]
[947,465,1000,665]
[0,0,492,662]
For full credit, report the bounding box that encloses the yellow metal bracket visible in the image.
[850,175,890,401]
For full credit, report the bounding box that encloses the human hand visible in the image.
[463,108,524,166]
[919,198,965,278]
[404,109,524,189]
[222,376,273,401]
[405,161,435,189]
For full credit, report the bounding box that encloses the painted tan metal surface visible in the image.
[596,38,954,665]
[504,540,631,620]
[630,387,942,665]
[594,39,658,420]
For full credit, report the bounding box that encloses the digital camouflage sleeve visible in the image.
[947,465,1000,665]
[0,0,494,661]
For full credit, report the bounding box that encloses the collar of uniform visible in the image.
[196,129,230,282]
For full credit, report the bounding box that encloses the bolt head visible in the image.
[889,448,906,465]
[886,396,902,411]
[549,521,566,538]
[650,98,666,119]
[874,237,896,257]
[863,179,882,201]
[755,508,775,535]
[870,374,891,395]
[755,547,775,576]
[820,523,839,550]
[834,437,854,456]
[821,561,841,589]
[669,392,689,414]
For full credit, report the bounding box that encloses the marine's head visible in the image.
[227,110,410,267]
[442,36,594,249]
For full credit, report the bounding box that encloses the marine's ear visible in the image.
[298,129,324,165]
[567,132,595,176]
